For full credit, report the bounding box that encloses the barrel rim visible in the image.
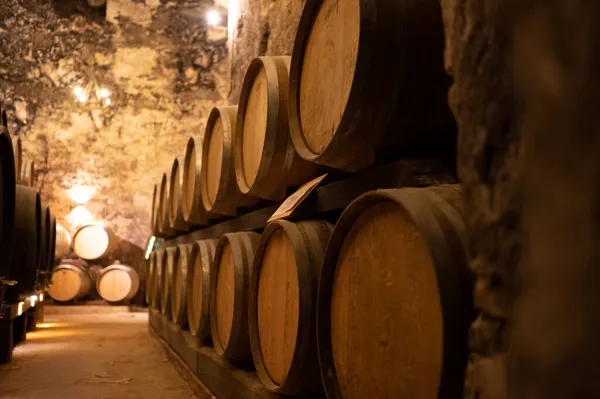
[145,251,156,304]
[158,172,176,237]
[249,220,321,393]
[171,243,192,325]
[209,232,258,359]
[288,0,391,170]
[151,248,166,308]
[151,184,158,235]
[200,106,242,216]
[0,128,15,277]
[182,136,210,226]
[234,56,282,198]
[47,215,57,275]
[48,263,91,302]
[168,157,188,232]
[187,239,217,342]
[161,246,179,315]
[316,187,471,399]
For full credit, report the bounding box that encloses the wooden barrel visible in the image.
[171,243,192,325]
[151,249,165,309]
[7,185,41,296]
[151,184,159,236]
[201,106,258,217]
[158,172,176,238]
[88,264,104,282]
[96,262,140,303]
[209,231,260,360]
[145,252,156,305]
[48,259,91,302]
[20,159,34,186]
[0,128,15,278]
[72,223,118,261]
[317,185,473,399]
[288,0,452,171]
[234,56,319,201]
[12,136,21,183]
[187,239,218,344]
[54,223,71,259]
[182,136,210,227]
[249,220,333,394]
[45,212,56,286]
[168,157,189,232]
[161,247,179,316]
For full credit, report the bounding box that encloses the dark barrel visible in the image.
[0,127,15,278]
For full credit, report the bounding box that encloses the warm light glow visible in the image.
[73,86,88,103]
[30,295,37,307]
[39,293,44,302]
[206,9,221,26]
[105,98,112,106]
[98,88,110,98]
[66,184,96,205]
[66,205,95,226]
[17,302,24,316]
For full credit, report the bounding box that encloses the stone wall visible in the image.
[0,0,229,249]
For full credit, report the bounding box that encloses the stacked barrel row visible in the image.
[148,184,474,398]
[150,0,453,239]
[0,104,57,304]
[47,224,140,304]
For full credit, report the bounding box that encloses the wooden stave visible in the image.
[145,252,155,305]
[234,56,319,201]
[96,263,140,303]
[161,246,179,316]
[7,185,41,295]
[151,249,165,309]
[187,239,218,344]
[171,243,192,325]
[182,136,211,226]
[288,0,451,171]
[20,160,34,186]
[316,185,473,399]
[72,223,118,261]
[249,220,333,394]
[168,157,189,232]
[209,231,260,360]
[158,172,177,238]
[54,223,71,259]
[48,262,93,302]
[0,128,15,278]
[201,106,258,217]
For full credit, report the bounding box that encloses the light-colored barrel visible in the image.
[48,259,92,302]
[235,56,319,201]
[96,262,140,303]
[158,172,176,237]
[201,106,258,217]
[54,223,71,259]
[72,223,118,261]
[210,231,260,360]
[187,239,218,344]
[317,185,473,399]
[249,220,333,394]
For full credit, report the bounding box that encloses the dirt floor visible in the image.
[0,308,198,399]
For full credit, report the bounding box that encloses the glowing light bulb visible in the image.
[98,88,110,98]
[105,98,112,106]
[17,302,24,316]
[67,185,96,205]
[206,9,221,26]
[39,293,44,302]
[73,86,88,103]
[30,295,37,307]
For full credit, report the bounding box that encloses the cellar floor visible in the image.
[0,308,198,399]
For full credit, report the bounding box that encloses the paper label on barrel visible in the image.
[268,174,327,223]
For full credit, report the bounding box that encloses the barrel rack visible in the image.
[149,158,455,398]
[0,290,46,364]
